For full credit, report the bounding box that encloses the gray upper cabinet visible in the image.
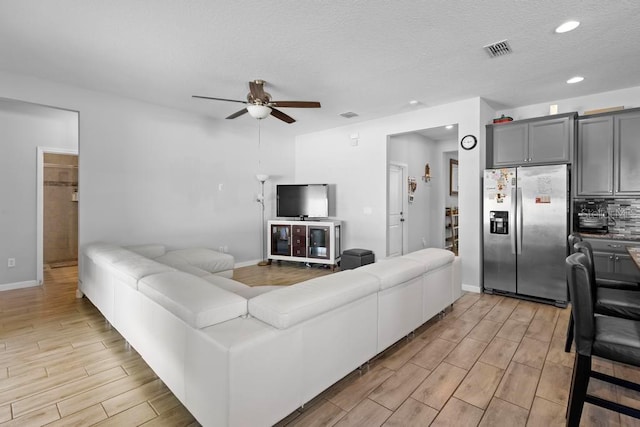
[492,122,528,166]
[487,113,574,168]
[615,111,640,195]
[576,116,614,196]
[576,109,640,196]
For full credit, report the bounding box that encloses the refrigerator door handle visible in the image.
[517,187,523,255]
[510,187,517,254]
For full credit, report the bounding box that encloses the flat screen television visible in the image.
[277,184,330,219]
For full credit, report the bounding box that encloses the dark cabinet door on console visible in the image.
[308,226,330,259]
[270,225,291,256]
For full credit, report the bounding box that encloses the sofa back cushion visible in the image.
[139,271,247,329]
[85,243,139,265]
[248,270,380,329]
[358,258,424,290]
[401,248,454,271]
[109,256,176,289]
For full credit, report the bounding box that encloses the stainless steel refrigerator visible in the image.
[483,164,569,306]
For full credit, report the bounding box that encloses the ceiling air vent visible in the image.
[339,111,359,119]
[484,40,512,58]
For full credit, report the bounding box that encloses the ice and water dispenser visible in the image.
[489,211,509,234]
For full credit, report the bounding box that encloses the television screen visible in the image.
[277,184,329,218]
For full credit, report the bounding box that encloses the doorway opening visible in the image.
[43,153,79,268]
[387,124,459,256]
[37,146,79,284]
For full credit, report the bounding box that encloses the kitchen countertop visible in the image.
[579,232,640,242]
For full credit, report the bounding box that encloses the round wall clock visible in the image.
[460,134,477,150]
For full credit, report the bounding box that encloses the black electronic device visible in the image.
[276,184,330,219]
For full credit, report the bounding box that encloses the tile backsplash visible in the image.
[606,199,640,236]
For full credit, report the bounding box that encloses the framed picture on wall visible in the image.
[450,159,458,196]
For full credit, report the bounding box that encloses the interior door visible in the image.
[388,163,406,257]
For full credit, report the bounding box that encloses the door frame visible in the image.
[387,161,409,257]
[36,146,78,284]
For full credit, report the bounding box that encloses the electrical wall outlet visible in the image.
[8,258,15,268]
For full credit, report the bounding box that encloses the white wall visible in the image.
[0,100,78,287]
[497,85,640,120]
[295,98,487,291]
[0,70,297,280]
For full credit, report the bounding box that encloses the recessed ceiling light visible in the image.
[409,100,419,106]
[555,20,580,33]
[445,125,454,129]
[567,76,584,84]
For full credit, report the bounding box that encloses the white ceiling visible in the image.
[1,1,639,134]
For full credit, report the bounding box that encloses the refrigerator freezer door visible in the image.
[483,168,517,294]
[516,164,568,303]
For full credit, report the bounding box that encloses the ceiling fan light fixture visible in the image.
[555,20,580,33]
[247,104,272,119]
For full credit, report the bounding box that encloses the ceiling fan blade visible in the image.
[226,108,248,119]
[270,101,321,108]
[249,80,266,101]
[270,108,296,124]
[192,95,246,104]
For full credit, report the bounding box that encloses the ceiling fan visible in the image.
[193,80,321,124]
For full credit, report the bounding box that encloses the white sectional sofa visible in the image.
[79,243,461,427]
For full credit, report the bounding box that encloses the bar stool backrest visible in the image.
[574,241,599,301]
[566,252,596,357]
[568,233,583,254]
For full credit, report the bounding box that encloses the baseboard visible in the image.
[462,284,481,293]
[0,280,39,292]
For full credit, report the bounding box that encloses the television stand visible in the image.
[267,220,342,268]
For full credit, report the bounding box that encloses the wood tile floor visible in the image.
[2,264,640,426]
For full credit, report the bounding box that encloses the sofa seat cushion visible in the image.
[402,248,455,271]
[248,270,380,329]
[109,256,176,289]
[203,275,284,299]
[155,248,234,274]
[168,263,211,278]
[126,244,167,259]
[138,272,247,329]
[358,258,424,290]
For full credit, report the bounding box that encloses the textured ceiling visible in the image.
[0,0,639,134]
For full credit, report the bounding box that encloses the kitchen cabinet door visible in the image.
[615,111,640,195]
[492,122,528,166]
[614,253,640,280]
[528,116,571,163]
[592,250,614,276]
[576,116,614,196]
[489,114,574,167]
